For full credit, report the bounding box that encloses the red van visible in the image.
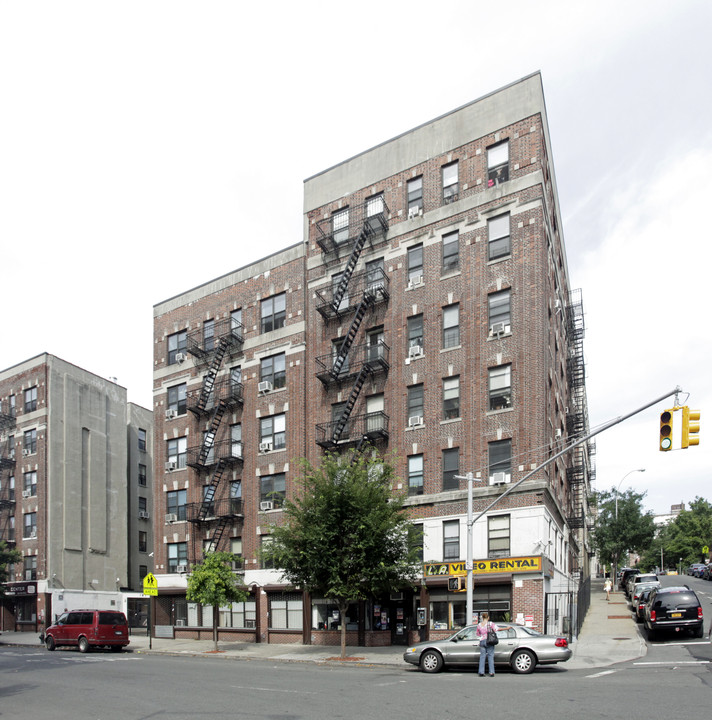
[44,610,130,652]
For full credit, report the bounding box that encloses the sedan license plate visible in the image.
[669,612,682,618]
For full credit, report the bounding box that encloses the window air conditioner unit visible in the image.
[165,460,177,471]
[175,619,187,626]
[408,206,422,219]
[175,564,187,574]
[390,592,404,601]
[408,276,424,289]
[22,449,30,457]
[408,416,424,428]
[491,472,508,485]
[29,530,37,539]
[165,408,177,420]
[139,510,150,519]
[408,344,423,359]
[165,513,178,523]
[490,322,506,336]
[175,352,186,364]
[258,380,273,394]
[22,490,31,498]
[259,441,273,453]
[260,500,274,511]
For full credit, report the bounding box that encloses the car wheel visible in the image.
[45,635,56,651]
[420,650,444,673]
[646,626,657,642]
[692,625,704,639]
[511,649,536,674]
[78,636,90,653]
[110,645,123,652]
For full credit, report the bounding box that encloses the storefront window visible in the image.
[269,592,303,630]
[219,600,256,628]
[429,596,466,630]
[311,598,362,631]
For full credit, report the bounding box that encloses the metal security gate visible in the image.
[544,591,573,639]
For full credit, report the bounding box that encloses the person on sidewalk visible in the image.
[475,612,498,676]
[604,578,612,601]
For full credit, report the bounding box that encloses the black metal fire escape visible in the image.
[314,198,390,450]
[0,413,17,542]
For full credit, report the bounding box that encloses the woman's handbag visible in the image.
[486,625,499,646]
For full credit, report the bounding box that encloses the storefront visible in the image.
[1,581,39,632]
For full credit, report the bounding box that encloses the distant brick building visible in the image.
[151,73,592,646]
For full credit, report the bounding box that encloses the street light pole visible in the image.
[613,468,645,585]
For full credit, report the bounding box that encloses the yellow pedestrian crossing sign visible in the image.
[143,572,158,596]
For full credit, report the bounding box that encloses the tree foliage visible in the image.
[186,551,249,650]
[591,488,656,569]
[640,497,712,571]
[262,451,421,657]
[0,541,21,597]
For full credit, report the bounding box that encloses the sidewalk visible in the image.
[1,580,645,670]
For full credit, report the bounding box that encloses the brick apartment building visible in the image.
[151,73,593,646]
[0,354,153,632]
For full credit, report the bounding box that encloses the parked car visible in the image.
[620,568,640,593]
[44,610,130,652]
[628,573,659,601]
[631,580,661,607]
[634,588,654,623]
[643,586,704,640]
[403,623,571,674]
[687,564,705,577]
[702,565,712,581]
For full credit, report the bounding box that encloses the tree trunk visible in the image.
[338,600,349,659]
[213,604,219,651]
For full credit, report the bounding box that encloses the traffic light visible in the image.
[448,576,463,592]
[659,409,673,451]
[681,407,701,449]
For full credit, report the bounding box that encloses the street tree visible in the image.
[591,488,656,574]
[0,541,21,598]
[186,551,249,651]
[262,451,422,659]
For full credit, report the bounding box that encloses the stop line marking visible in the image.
[586,670,616,678]
[634,660,710,666]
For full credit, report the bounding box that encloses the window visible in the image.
[230,366,242,393]
[138,496,147,513]
[23,471,37,497]
[365,393,385,433]
[230,424,242,460]
[167,383,187,415]
[220,599,256,629]
[260,353,286,389]
[407,384,424,423]
[24,387,37,413]
[488,213,511,261]
[8,475,15,502]
[407,244,423,284]
[138,463,147,487]
[408,455,424,496]
[168,542,188,573]
[138,531,148,553]
[332,207,349,245]
[488,290,511,334]
[269,592,303,630]
[138,428,147,452]
[231,308,243,335]
[442,448,459,491]
[167,489,187,521]
[260,536,275,569]
[366,326,385,363]
[23,429,37,455]
[489,365,512,410]
[407,314,424,354]
[259,414,286,451]
[442,304,460,348]
[261,473,286,508]
[261,293,286,333]
[443,519,460,560]
[167,437,187,469]
[487,141,509,187]
[442,161,459,202]
[331,338,350,376]
[167,330,187,364]
[365,257,385,293]
[331,402,350,438]
[230,481,242,514]
[407,176,423,216]
[7,434,14,461]
[203,319,215,352]
[23,512,37,538]
[8,515,15,542]
[24,555,37,581]
[410,524,424,564]
[489,439,512,484]
[442,231,459,272]
[443,376,460,420]
[488,515,510,558]
[202,485,216,517]
[365,194,385,232]
[139,565,148,580]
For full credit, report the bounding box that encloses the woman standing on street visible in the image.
[475,612,498,677]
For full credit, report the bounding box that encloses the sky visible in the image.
[1,1,710,516]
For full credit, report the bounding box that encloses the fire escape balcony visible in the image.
[315,410,389,450]
[0,410,16,434]
[315,341,390,387]
[187,378,244,417]
[186,317,245,363]
[315,197,390,258]
[315,268,390,321]
[185,497,244,524]
[0,439,16,471]
[186,439,244,471]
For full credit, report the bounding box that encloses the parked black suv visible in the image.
[643,586,704,640]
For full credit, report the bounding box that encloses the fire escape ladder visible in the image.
[198,336,231,411]
[198,459,228,522]
[204,516,231,555]
[331,290,375,378]
[199,401,227,466]
[331,363,373,444]
[330,222,373,313]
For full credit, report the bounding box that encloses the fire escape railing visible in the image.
[187,377,243,417]
[186,317,244,363]
[315,197,389,259]
[315,340,390,387]
[316,411,389,449]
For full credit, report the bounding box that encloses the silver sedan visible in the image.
[403,623,572,674]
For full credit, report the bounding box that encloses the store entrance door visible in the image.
[390,596,409,645]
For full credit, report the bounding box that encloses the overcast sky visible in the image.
[1,1,710,517]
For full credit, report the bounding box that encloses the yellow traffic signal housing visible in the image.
[659,409,673,451]
[681,407,701,449]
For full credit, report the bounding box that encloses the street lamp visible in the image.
[613,468,645,585]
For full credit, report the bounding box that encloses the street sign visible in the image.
[142,572,158,596]
[703,546,709,555]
